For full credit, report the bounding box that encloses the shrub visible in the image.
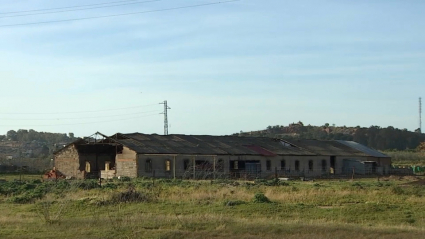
[54,180,71,190]
[254,179,289,186]
[118,176,131,182]
[8,190,44,204]
[72,180,99,190]
[110,187,151,203]
[253,192,271,203]
[103,183,117,190]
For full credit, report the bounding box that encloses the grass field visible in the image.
[384,151,425,166]
[0,175,424,239]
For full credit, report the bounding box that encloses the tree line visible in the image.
[0,129,75,145]
[236,123,425,151]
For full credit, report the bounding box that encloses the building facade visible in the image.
[54,133,392,179]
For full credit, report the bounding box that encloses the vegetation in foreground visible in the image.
[385,150,425,166]
[0,176,425,239]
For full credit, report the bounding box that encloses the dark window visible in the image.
[295,160,300,171]
[321,160,327,172]
[330,156,336,174]
[330,156,336,168]
[266,160,271,171]
[184,159,190,170]
[145,159,152,173]
[308,160,313,171]
[217,159,224,172]
[281,160,286,170]
[233,161,239,169]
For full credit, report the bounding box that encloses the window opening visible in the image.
[281,160,286,170]
[85,161,91,173]
[295,160,300,171]
[321,160,327,172]
[145,159,152,173]
[165,160,171,171]
[183,159,190,170]
[308,160,313,171]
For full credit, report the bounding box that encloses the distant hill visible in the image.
[0,129,75,162]
[233,122,425,151]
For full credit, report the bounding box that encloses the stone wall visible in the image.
[54,145,84,179]
[116,146,137,178]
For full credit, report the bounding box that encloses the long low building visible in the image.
[54,132,391,179]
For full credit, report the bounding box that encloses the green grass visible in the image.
[384,150,425,166]
[0,173,44,181]
[0,175,425,238]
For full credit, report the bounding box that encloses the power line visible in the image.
[0,0,240,28]
[0,110,162,121]
[0,0,161,19]
[0,0,144,15]
[0,103,158,115]
[0,112,161,127]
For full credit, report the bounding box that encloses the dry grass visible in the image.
[0,177,425,238]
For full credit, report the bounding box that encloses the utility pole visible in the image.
[160,100,171,135]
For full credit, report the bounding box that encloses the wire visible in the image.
[0,0,144,15]
[0,103,159,115]
[0,0,240,28]
[0,0,161,19]
[0,113,161,127]
[1,110,162,121]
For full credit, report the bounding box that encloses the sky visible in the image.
[0,0,424,137]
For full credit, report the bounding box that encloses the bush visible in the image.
[253,192,271,203]
[103,183,117,190]
[118,176,131,182]
[110,187,151,203]
[72,180,99,190]
[254,179,289,186]
[8,190,44,204]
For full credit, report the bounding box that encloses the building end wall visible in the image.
[54,144,85,179]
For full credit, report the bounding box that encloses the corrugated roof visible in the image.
[287,139,367,156]
[114,133,315,156]
[244,145,277,156]
[57,133,387,159]
[336,140,390,158]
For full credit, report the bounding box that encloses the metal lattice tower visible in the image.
[160,100,171,135]
[419,97,422,133]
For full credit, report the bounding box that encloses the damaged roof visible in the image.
[287,139,368,157]
[56,132,389,158]
[111,133,315,156]
[336,140,390,158]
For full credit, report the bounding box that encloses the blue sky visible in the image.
[0,0,424,137]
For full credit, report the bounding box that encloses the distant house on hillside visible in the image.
[54,132,391,180]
